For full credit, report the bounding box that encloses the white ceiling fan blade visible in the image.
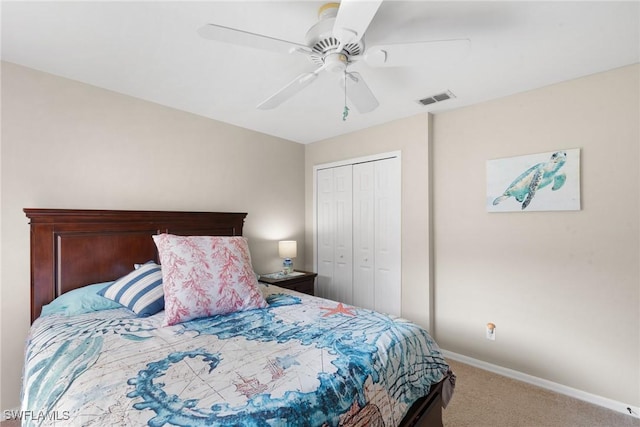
[344,72,379,113]
[198,24,311,56]
[333,0,383,47]
[364,39,471,67]
[257,72,319,110]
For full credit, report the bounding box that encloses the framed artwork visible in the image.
[486,148,581,212]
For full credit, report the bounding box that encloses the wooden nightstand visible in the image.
[259,270,317,296]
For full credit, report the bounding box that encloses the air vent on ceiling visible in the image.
[418,90,455,106]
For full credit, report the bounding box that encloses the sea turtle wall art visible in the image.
[486,148,581,212]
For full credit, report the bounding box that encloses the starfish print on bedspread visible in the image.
[319,302,356,317]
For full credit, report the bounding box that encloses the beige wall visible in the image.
[0,62,305,409]
[432,64,639,406]
[304,114,433,330]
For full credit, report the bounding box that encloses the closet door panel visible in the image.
[353,162,375,310]
[316,168,336,301]
[374,158,401,316]
[333,165,353,305]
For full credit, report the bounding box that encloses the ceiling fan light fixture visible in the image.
[324,52,348,73]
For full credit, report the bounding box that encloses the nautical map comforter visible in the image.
[22,285,451,427]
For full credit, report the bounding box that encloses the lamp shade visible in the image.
[278,240,297,259]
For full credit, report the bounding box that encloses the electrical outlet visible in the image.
[486,323,496,341]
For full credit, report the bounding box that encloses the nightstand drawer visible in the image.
[259,270,317,296]
[286,278,315,295]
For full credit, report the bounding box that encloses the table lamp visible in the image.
[278,240,297,275]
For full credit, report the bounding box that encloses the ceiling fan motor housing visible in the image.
[305,3,363,66]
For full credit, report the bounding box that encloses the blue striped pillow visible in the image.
[98,262,164,317]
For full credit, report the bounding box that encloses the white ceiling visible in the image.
[2,1,639,144]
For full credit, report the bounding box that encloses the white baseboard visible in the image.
[441,349,640,419]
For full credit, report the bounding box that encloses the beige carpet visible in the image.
[443,359,640,427]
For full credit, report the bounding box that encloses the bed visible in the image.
[22,208,454,427]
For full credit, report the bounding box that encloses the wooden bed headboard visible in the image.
[24,208,247,323]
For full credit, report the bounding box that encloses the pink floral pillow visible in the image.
[152,234,267,326]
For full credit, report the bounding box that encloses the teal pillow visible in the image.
[40,282,124,317]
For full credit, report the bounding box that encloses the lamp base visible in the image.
[282,258,293,275]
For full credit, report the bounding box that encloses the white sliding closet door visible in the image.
[316,165,353,304]
[371,158,401,316]
[316,155,401,317]
[352,162,375,310]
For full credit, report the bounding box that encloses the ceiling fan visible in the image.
[198,1,469,114]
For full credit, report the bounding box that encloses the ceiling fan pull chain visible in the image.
[342,71,350,121]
